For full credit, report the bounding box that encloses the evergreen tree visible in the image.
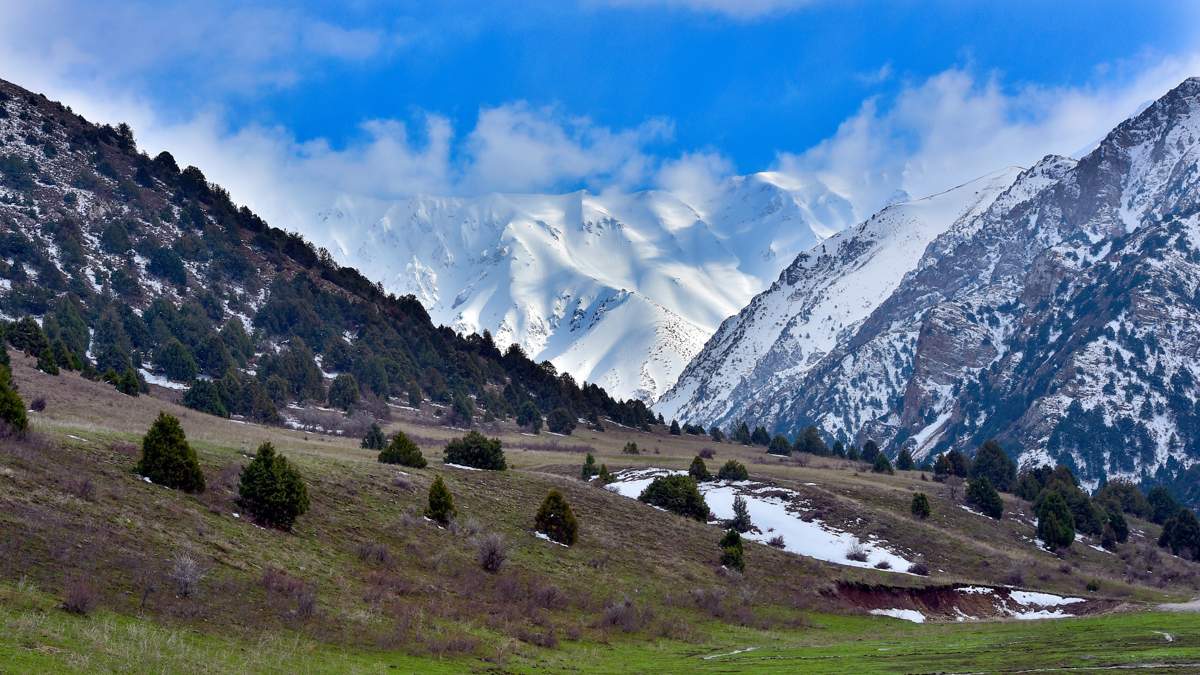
[872,453,894,475]
[580,453,599,480]
[1037,491,1075,550]
[729,494,752,533]
[768,434,792,455]
[446,392,474,428]
[444,431,506,470]
[154,338,198,382]
[137,412,205,493]
[669,419,681,435]
[709,426,725,442]
[966,477,1003,519]
[733,421,752,445]
[360,423,386,450]
[182,379,228,418]
[36,348,59,375]
[970,439,1016,492]
[1149,486,1181,525]
[597,464,614,485]
[406,381,423,409]
[832,440,846,458]
[716,459,749,481]
[638,475,709,521]
[896,448,915,471]
[425,475,456,525]
[0,365,28,434]
[1159,509,1200,560]
[750,426,771,446]
[689,455,712,482]
[719,529,745,572]
[861,439,880,463]
[8,316,49,357]
[846,445,861,462]
[378,431,427,468]
[535,489,579,545]
[622,441,640,455]
[911,492,931,519]
[798,426,827,455]
[1094,479,1151,518]
[237,442,309,530]
[547,407,576,435]
[0,341,9,368]
[945,448,972,477]
[327,373,360,411]
[117,367,141,396]
[1101,508,1128,550]
[516,401,542,433]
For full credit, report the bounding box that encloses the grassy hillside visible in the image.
[3,354,1200,671]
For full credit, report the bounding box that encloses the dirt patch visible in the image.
[833,581,1117,622]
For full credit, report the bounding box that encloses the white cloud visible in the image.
[593,0,816,20]
[655,151,735,208]
[775,56,1200,220]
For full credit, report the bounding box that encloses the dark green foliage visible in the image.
[716,459,748,481]
[535,490,579,546]
[945,449,972,477]
[622,441,639,455]
[733,421,751,445]
[425,475,456,525]
[580,453,598,480]
[1036,491,1075,550]
[719,529,744,572]
[516,401,542,433]
[36,349,59,375]
[846,445,861,462]
[832,440,846,458]
[110,367,141,396]
[767,434,791,456]
[444,431,506,470]
[146,244,187,287]
[327,373,359,411]
[966,477,1003,519]
[750,426,771,446]
[0,365,28,434]
[92,308,133,376]
[136,412,205,493]
[0,342,8,368]
[360,423,386,450]
[446,393,474,428]
[638,475,709,521]
[795,426,828,455]
[182,379,228,418]
[872,453,894,474]
[1159,509,1200,560]
[1101,508,1129,550]
[970,440,1016,492]
[258,339,324,403]
[8,316,49,357]
[708,426,725,442]
[911,492,931,519]
[896,448,915,471]
[597,464,614,484]
[154,338,197,382]
[237,442,309,530]
[861,440,880,463]
[1149,486,1181,525]
[547,407,576,435]
[1094,479,1151,518]
[689,455,712,482]
[378,431,427,468]
[729,495,752,533]
[669,419,681,435]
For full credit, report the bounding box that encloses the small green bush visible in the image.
[966,476,1003,519]
[360,423,386,450]
[238,442,309,530]
[182,380,228,418]
[638,475,709,521]
[535,490,579,545]
[1037,491,1076,550]
[622,441,639,455]
[0,365,27,434]
[378,431,427,468]
[137,412,205,493]
[327,373,359,411]
[716,460,748,481]
[547,407,576,435]
[872,453,894,475]
[426,475,456,525]
[911,492,931,519]
[444,431,506,470]
[719,529,744,572]
[688,455,712,482]
[580,453,598,480]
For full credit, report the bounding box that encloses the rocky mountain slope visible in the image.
[308,173,854,402]
[661,77,1200,493]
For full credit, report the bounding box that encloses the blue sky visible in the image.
[3,1,1200,227]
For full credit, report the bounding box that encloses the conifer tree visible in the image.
[535,489,579,545]
[0,365,28,434]
[910,492,931,519]
[597,464,614,485]
[896,448,915,471]
[378,430,427,468]
[137,412,205,493]
[872,453,894,475]
[768,434,791,455]
[861,440,880,463]
[638,475,709,521]
[580,452,599,480]
[729,495,752,533]
[717,459,749,481]
[360,423,386,450]
[966,477,1003,519]
[516,401,542,433]
[238,442,309,530]
[970,439,1016,492]
[689,455,712,482]
[327,373,360,411]
[444,431,506,470]
[1037,491,1075,550]
[426,475,456,525]
[669,419,681,435]
[719,529,745,572]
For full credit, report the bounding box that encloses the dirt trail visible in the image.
[1159,597,1200,612]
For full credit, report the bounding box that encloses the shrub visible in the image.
[1086,579,1100,592]
[689,455,712,482]
[425,475,456,525]
[601,597,650,632]
[845,541,869,562]
[475,533,508,573]
[639,474,709,521]
[444,431,506,470]
[872,453,894,474]
[547,407,576,435]
[61,579,98,615]
[516,401,542,433]
[580,452,598,480]
[137,412,205,493]
[182,380,228,418]
[698,447,715,459]
[446,393,474,428]
[970,439,1016,492]
[535,489,579,545]
[1036,491,1075,550]
[238,442,309,530]
[907,562,930,576]
[360,423,386,450]
[0,365,28,434]
[719,529,744,572]
[378,431,427,468]
[356,542,392,565]
[1149,486,1181,525]
[716,459,748,481]
[874,560,892,570]
[1159,509,1200,560]
[728,495,752,533]
[622,441,639,455]
[767,434,791,455]
[767,535,785,549]
[910,492,931,519]
[168,552,205,598]
[597,464,614,484]
[966,477,1003,519]
[896,448,914,471]
[327,373,359,411]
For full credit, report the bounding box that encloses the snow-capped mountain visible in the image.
[308,174,854,402]
[660,77,1200,491]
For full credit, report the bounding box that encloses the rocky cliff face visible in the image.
[660,77,1200,492]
